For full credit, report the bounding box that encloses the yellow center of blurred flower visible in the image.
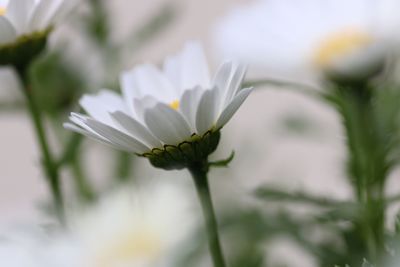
[97,227,163,267]
[0,7,6,16]
[169,100,180,110]
[314,29,372,67]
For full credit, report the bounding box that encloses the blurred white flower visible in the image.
[67,183,195,267]
[0,183,195,267]
[214,0,400,81]
[0,0,71,45]
[64,41,252,155]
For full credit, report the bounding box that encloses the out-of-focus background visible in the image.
[0,0,348,225]
[2,1,385,266]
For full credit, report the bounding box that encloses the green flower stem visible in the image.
[115,151,133,183]
[333,84,387,264]
[16,67,65,223]
[189,162,227,267]
[71,155,95,202]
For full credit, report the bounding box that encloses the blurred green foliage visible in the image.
[29,51,85,115]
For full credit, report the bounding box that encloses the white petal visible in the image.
[29,0,62,31]
[68,114,131,152]
[163,54,181,90]
[180,41,211,89]
[85,119,150,154]
[133,95,158,122]
[45,0,74,26]
[120,69,139,114]
[213,62,234,95]
[70,113,150,153]
[216,87,253,129]
[195,88,220,135]
[223,64,246,107]
[144,103,192,145]
[79,90,126,126]
[110,111,162,149]
[6,0,35,34]
[179,86,203,132]
[63,123,120,149]
[132,63,176,102]
[0,16,16,44]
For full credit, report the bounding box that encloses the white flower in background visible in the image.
[64,42,252,168]
[0,0,70,45]
[68,184,195,267]
[0,184,194,267]
[214,0,400,81]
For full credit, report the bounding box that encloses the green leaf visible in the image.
[255,187,351,207]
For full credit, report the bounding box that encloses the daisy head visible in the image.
[0,0,72,67]
[65,42,252,170]
[68,184,195,267]
[214,0,400,83]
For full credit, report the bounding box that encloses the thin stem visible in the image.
[71,155,95,202]
[189,162,227,267]
[333,84,387,264]
[15,66,65,223]
[58,132,83,167]
[115,151,133,183]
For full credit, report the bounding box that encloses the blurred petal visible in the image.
[29,0,62,31]
[180,41,211,89]
[6,0,35,34]
[0,16,16,44]
[131,64,176,102]
[79,90,126,127]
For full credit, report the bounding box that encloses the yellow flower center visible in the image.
[314,29,372,67]
[0,7,6,16]
[169,100,180,110]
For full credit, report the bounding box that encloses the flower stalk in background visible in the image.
[65,42,253,267]
[215,0,400,265]
[0,0,73,223]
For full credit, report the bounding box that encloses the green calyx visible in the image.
[0,28,51,69]
[141,130,221,170]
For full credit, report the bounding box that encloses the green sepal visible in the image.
[140,130,221,171]
[0,29,51,69]
[209,151,235,168]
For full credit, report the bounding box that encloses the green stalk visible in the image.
[333,84,387,264]
[115,151,133,183]
[16,66,65,223]
[189,162,227,267]
[71,155,95,202]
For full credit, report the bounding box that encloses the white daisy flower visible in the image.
[65,42,252,170]
[0,0,68,44]
[214,0,400,82]
[0,0,73,68]
[67,184,195,267]
[0,184,195,267]
[0,0,70,45]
